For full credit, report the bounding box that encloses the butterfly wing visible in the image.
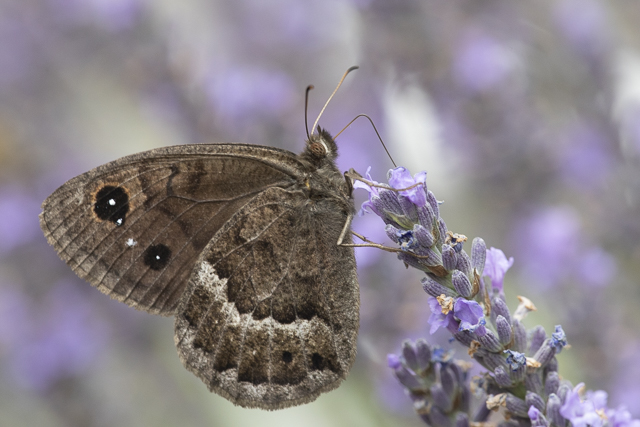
[40,144,305,316]
[174,183,359,409]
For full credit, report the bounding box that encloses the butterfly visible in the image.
[39,69,360,410]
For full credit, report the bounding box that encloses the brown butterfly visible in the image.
[39,69,360,410]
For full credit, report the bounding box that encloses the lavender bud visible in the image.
[475,349,507,371]
[512,319,527,353]
[385,224,402,243]
[529,326,547,354]
[454,330,476,347]
[417,203,435,229]
[557,383,571,403]
[456,413,469,427]
[413,224,434,248]
[545,371,560,396]
[415,339,432,372]
[442,244,457,271]
[492,297,512,326]
[392,364,423,391]
[496,316,512,346]
[427,190,440,219]
[438,218,448,246]
[533,339,556,367]
[505,393,529,417]
[456,250,472,277]
[478,329,503,352]
[545,393,564,426]
[439,363,456,398]
[430,383,453,412]
[544,356,558,374]
[422,276,457,298]
[525,371,543,395]
[401,340,419,373]
[494,366,513,387]
[510,362,526,383]
[398,194,418,222]
[459,384,471,413]
[379,189,403,216]
[430,407,452,427]
[525,390,546,413]
[452,271,473,298]
[471,237,486,275]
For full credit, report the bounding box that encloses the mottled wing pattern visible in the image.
[174,186,359,409]
[40,144,303,316]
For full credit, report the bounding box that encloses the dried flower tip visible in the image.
[445,231,468,252]
[513,295,537,320]
[468,340,482,356]
[486,393,507,410]
[526,357,542,369]
[437,294,455,314]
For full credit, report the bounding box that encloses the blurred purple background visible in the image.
[2,0,640,425]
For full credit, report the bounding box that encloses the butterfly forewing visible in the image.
[174,185,358,409]
[40,144,306,315]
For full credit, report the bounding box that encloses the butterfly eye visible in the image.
[308,141,327,158]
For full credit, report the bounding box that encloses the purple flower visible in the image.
[483,247,514,291]
[353,167,382,216]
[387,167,427,207]
[387,353,402,369]
[607,406,640,427]
[560,383,606,427]
[427,296,455,335]
[453,298,485,332]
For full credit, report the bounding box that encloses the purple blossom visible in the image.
[387,167,427,207]
[353,166,382,216]
[453,298,485,332]
[427,296,455,335]
[483,247,514,291]
[387,353,402,369]
[560,383,606,427]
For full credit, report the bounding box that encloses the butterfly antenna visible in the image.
[335,114,397,168]
[311,66,359,134]
[304,85,314,140]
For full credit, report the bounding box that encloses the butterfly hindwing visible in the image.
[174,184,359,409]
[40,144,305,315]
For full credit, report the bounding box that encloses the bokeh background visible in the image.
[2,0,640,425]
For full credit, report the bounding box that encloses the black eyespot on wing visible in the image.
[282,351,293,364]
[93,186,129,225]
[311,353,324,370]
[143,244,172,270]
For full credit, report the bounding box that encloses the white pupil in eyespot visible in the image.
[108,199,116,206]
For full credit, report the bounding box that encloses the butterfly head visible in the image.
[304,126,338,164]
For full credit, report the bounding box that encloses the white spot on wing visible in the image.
[126,238,137,247]
[108,198,116,206]
[116,218,123,226]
